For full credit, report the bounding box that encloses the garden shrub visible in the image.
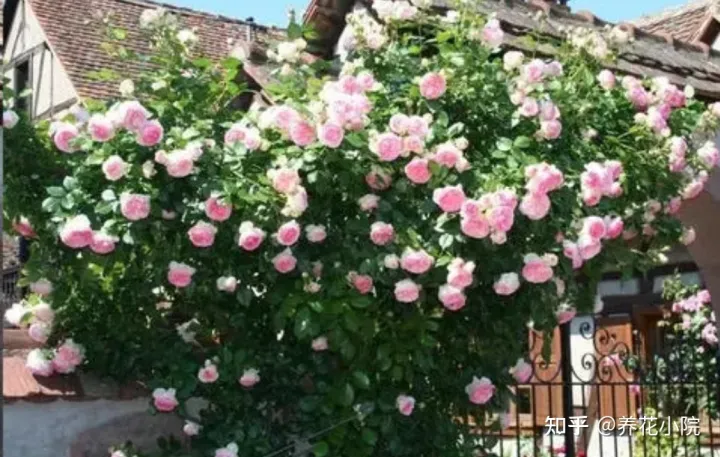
[4,2,720,456]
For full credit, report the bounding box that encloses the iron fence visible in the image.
[475,312,720,457]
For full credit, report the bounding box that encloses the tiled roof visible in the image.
[3,330,147,402]
[634,0,716,43]
[305,0,720,100]
[26,0,285,101]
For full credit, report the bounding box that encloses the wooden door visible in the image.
[594,316,636,419]
[528,328,564,425]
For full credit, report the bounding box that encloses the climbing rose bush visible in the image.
[631,278,719,422]
[4,2,720,456]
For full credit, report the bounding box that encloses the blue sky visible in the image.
[165,0,686,28]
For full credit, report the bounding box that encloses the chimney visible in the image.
[245,17,257,42]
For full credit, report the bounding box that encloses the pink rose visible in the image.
[183,421,201,437]
[539,120,562,140]
[384,254,400,269]
[629,384,641,396]
[3,110,19,129]
[461,216,490,239]
[521,254,554,283]
[465,376,495,405]
[305,224,327,243]
[28,322,50,344]
[54,123,79,153]
[681,226,696,245]
[394,279,421,303]
[487,205,515,233]
[188,221,217,248]
[503,51,524,71]
[289,120,317,147]
[90,231,117,254]
[239,368,260,387]
[438,285,466,311]
[698,289,712,303]
[26,349,54,377]
[605,217,624,239]
[30,279,53,296]
[88,115,115,142]
[116,101,149,131]
[238,221,266,251]
[405,158,431,184]
[578,234,602,260]
[318,122,344,148]
[273,248,297,273]
[224,124,246,145]
[482,18,504,47]
[494,273,520,296]
[358,194,381,212]
[556,307,577,325]
[433,185,465,213]
[102,155,129,181]
[269,168,301,194]
[519,98,539,117]
[665,197,682,215]
[198,361,219,383]
[275,220,301,246]
[205,196,233,222]
[137,120,164,147]
[215,444,239,457]
[396,395,416,416]
[13,216,37,238]
[447,258,475,289]
[373,132,404,161]
[400,249,434,274]
[348,271,373,294]
[418,72,447,100]
[165,149,195,177]
[509,359,533,383]
[699,142,720,168]
[356,71,375,90]
[403,135,425,154]
[407,115,430,137]
[389,114,409,135]
[582,216,607,240]
[168,261,196,288]
[120,193,151,221]
[152,388,179,412]
[539,101,560,122]
[216,276,238,293]
[60,215,94,249]
[52,339,85,374]
[522,59,545,83]
[370,222,395,246]
[597,70,616,90]
[519,193,551,220]
[365,170,392,191]
[433,142,463,168]
[312,336,329,352]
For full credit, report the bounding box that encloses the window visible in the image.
[14,60,30,113]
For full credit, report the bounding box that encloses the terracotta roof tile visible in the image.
[26,0,284,101]
[305,0,720,100]
[634,0,714,43]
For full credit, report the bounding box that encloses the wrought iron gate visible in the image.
[477,313,720,457]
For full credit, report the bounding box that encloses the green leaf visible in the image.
[101,189,117,201]
[340,383,355,406]
[439,233,453,249]
[47,187,66,197]
[352,371,370,390]
[294,307,312,339]
[63,176,78,190]
[313,442,329,457]
[513,136,532,149]
[491,149,507,159]
[111,27,127,40]
[288,22,303,39]
[496,137,513,151]
[361,428,378,446]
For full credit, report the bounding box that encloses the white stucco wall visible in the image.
[3,398,147,457]
[4,0,78,118]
